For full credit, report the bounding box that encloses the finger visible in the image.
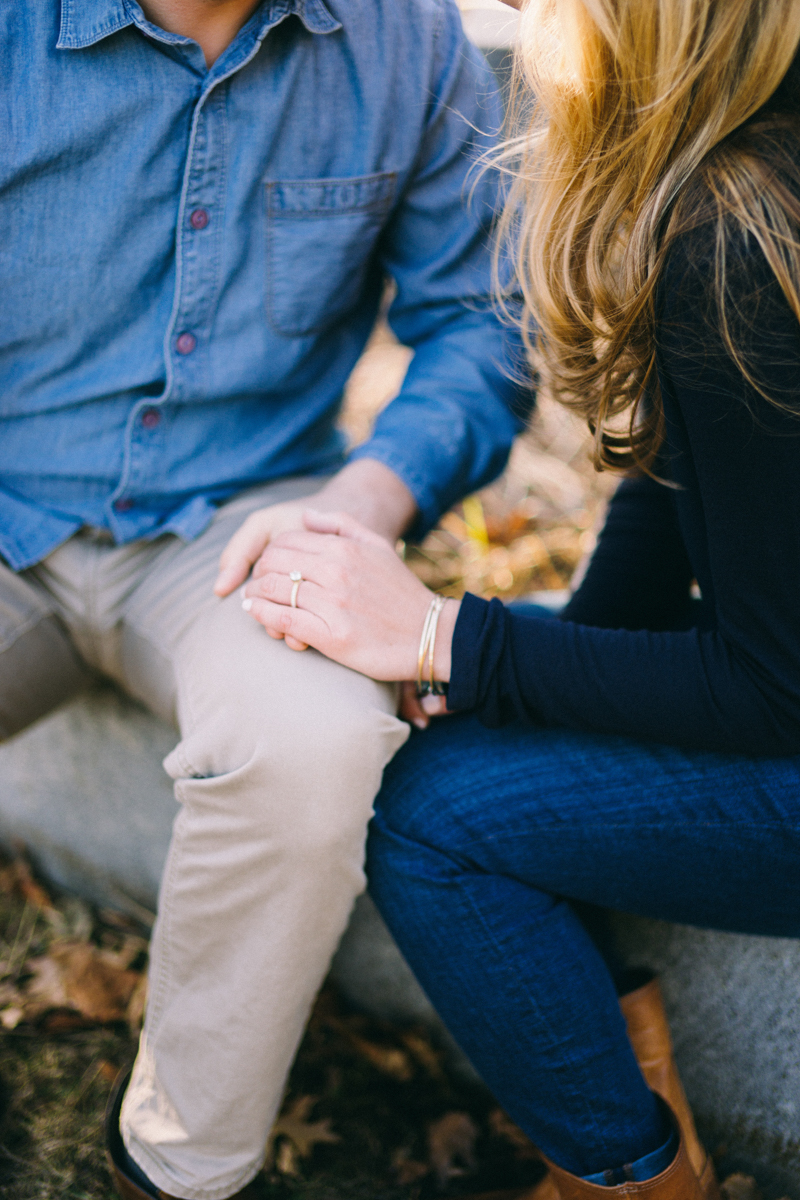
[303,508,388,547]
[399,682,429,730]
[241,595,327,648]
[255,527,344,567]
[244,570,326,613]
[252,545,333,587]
[421,693,449,717]
[215,512,273,596]
[285,635,309,651]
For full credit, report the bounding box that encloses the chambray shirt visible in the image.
[0,0,528,571]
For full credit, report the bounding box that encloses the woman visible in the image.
[240,1,800,1195]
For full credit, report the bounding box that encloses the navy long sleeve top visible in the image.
[449,215,800,756]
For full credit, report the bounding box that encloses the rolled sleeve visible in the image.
[351,3,533,535]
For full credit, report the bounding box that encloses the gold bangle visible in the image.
[416,595,447,698]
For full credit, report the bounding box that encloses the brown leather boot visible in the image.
[531,1126,705,1199]
[462,978,719,1200]
[619,978,719,1200]
[105,1068,263,1200]
[466,1119,703,1200]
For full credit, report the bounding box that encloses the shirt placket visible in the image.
[108,25,272,534]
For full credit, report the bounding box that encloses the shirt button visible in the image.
[141,407,161,429]
[190,207,210,230]
[114,498,134,513]
[176,332,196,355]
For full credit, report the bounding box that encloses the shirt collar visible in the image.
[56,0,340,50]
[57,0,131,49]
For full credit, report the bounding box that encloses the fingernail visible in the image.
[421,694,444,715]
[242,598,253,612]
[411,717,428,730]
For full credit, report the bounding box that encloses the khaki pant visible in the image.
[0,478,409,1199]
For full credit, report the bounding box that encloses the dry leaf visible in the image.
[5,844,58,917]
[24,953,70,1011]
[427,1111,479,1188]
[24,941,141,1024]
[275,1139,300,1176]
[126,970,148,1035]
[400,1029,445,1081]
[98,1060,120,1085]
[50,941,141,1023]
[326,1016,414,1081]
[721,1175,762,1200]
[265,1095,339,1170]
[0,1006,23,1030]
[392,1146,430,1185]
[489,1109,540,1161]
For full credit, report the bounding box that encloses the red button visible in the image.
[190,208,209,230]
[176,332,196,355]
[114,498,134,513]
[141,407,161,429]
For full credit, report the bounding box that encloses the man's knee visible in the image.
[167,668,408,857]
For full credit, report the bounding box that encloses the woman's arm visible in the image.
[448,229,800,754]
[560,473,695,632]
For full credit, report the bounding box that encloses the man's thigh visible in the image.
[117,476,332,726]
[0,559,90,739]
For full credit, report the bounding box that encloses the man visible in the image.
[1,0,527,1195]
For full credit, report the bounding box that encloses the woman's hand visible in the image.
[240,510,459,692]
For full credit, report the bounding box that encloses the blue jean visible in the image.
[367,705,800,1178]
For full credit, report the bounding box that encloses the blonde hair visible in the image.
[500,0,800,470]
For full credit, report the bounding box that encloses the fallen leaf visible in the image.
[265,1095,339,1170]
[721,1175,762,1200]
[98,1060,120,1085]
[6,844,58,917]
[24,953,69,1011]
[400,1030,445,1081]
[0,1007,23,1030]
[24,941,140,1024]
[275,1139,300,1176]
[126,970,148,1035]
[489,1109,540,1161]
[392,1145,430,1185]
[427,1111,479,1188]
[325,1016,414,1081]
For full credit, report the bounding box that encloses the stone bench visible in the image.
[0,685,798,1199]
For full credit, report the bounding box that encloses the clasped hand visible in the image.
[240,509,429,676]
[239,510,456,724]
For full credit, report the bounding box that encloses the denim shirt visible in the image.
[0,0,529,571]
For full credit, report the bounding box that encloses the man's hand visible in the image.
[214,457,417,601]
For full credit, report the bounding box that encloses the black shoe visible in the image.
[104,1067,265,1199]
[104,1067,167,1199]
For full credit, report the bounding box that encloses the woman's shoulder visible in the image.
[657,120,800,421]
[663,116,800,296]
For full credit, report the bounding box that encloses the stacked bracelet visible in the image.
[416,594,448,698]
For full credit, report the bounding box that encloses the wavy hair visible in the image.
[498,0,800,470]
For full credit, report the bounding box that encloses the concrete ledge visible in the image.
[0,689,798,1197]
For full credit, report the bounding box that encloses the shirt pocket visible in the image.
[265,172,396,337]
